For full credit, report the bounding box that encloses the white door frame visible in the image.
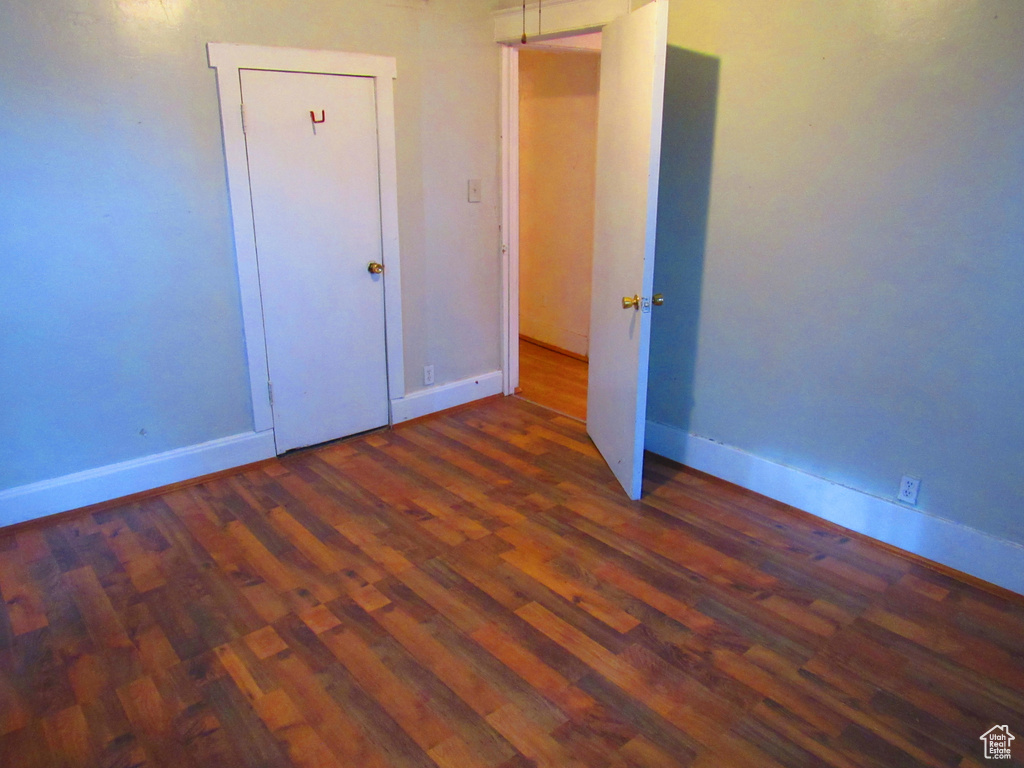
[208,43,405,433]
[500,45,520,396]
[497,2,629,396]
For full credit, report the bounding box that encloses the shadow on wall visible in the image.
[647,47,720,434]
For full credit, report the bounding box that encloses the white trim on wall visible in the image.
[0,365,501,528]
[528,32,603,51]
[0,431,276,528]
[645,420,1024,597]
[391,371,503,424]
[494,0,629,43]
[501,45,520,395]
[207,42,405,431]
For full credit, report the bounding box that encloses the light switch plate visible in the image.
[468,179,481,203]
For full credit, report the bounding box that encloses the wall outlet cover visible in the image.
[898,475,920,505]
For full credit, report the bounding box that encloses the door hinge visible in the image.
[267,381,274,406]
[240,103,248,134]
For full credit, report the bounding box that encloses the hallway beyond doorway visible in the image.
[517,337,587,421]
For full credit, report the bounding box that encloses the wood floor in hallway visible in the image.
[517,338,588,421]
[1,396,1022,768]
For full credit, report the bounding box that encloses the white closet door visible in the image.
[242,69,389,453]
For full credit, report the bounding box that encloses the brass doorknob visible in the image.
[652,294,665,306]
[622,294,639,310]
[367,262,384,274]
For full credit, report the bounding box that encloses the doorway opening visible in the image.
[511,35,601,422]
[499,0,669,499]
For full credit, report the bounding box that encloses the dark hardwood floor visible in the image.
[517,338,588,422]
[1,396,1022,767]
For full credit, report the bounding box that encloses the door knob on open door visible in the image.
[652,294,665,306]
[367,262,384,274]
[622,294,640,310]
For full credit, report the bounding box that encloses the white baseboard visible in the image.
[645,420,1024,596]
[0,431,277,528]
[1,372,504,529]
[391,371,504,424]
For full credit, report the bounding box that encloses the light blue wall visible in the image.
[0,0,500,492]
[650,0,1024,544]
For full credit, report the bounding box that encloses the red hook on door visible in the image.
[310,110,326,124]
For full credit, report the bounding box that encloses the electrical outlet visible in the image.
[424,364,435,386]
[898,475,920,505]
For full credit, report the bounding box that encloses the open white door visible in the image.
[586,0,668,499]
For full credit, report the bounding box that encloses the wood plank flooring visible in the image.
[518,338,588,421]
[2,396,1023,768]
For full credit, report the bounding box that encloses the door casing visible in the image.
[208,43,404,435]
